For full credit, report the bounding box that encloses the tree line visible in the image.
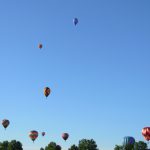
[114,141,148,150]
[0,139,148,150]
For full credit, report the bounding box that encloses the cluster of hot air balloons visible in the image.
[121,127,150,148]
[38,18,78,51]
[28,18,76,145]
[38,18,79,96]
[29,131,47,142]
[39,18,79,99]
[0,7,149,148]
[29,130,69,143]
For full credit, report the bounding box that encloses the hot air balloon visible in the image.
[73,18,78,26]
[123,136,135,146]
[42,132,45,136]
[29,130,38,142]
[38,43,43,49]
[142,127,150,141]
[62,133,69,141]
[2,119,10,130]
[44,87,51,98]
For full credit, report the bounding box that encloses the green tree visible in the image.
[0,140,23,150]
[114,141,148,150]
[114,145,123,150]
[40,148,44,150]
[56,145,61,150]
[123,144,134,150]
[8,140,23,150]
[44,142,62,150]
[68,144,79,150]
[0,141,9,150]
[45,142,57,150]
[78,139,99,150]
[134,141,147,150]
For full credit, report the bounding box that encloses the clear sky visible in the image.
[0,0,150,150]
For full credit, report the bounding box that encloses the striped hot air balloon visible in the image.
[142,127,150,141]
[29,130,38,142]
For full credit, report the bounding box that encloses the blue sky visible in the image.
[0,0,150,150]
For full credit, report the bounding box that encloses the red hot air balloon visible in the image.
[29,130,38,142]
[142,127,150,141]
[42,132,45,136]
[2,119,10,130]
[38,43,43,49]
[44,87,51,98]
[62,133,69,141]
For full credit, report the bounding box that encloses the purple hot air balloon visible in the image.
[123,136,135,146]
[73,18,78,26]
[62,133,69,141]
[2,119,10,130]
[42,132,45,136]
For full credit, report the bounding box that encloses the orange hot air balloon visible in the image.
[44,87,51,98]
[38,43,43,49]
[142,127,150,141]
[29,130,38,142]
[62,133,69,141]
[2,119,10,130]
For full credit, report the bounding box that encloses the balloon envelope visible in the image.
[142,127,150,141]
[38,43,43,49]
[73,18,78,26]
[62,133,69,141]
[2,119,10,129]
[42,132,45,136]
[29,130,38,142]
[123,136,135,146]
[44,87,51,98]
